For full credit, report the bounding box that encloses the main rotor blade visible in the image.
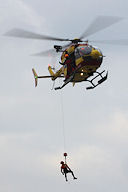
[4,28,70,42]
[31,49,58,57]
[80,16,123,39]
[90,39,128,46]
[32,43,72,57]
[62,42,72,49]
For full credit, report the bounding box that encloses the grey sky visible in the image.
[0,0,128,191]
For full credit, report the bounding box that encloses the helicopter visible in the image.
[4,16,128,90]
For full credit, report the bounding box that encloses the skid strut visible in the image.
[86,70,108,90]
[54,73,75,90]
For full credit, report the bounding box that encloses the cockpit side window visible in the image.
[75,48,81,59]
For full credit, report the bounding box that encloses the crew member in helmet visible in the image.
[60,161,77,182]
[64,51,76,80]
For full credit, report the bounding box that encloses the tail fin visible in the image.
[32,68,38,87]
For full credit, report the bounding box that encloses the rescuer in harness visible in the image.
[60,153,77,182]
[63,51,76,80]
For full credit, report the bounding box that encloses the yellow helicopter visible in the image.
[5,16,127,90]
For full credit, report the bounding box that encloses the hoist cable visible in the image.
[60,90,66,152]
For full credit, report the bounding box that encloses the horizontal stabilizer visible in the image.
[32,68,64,87]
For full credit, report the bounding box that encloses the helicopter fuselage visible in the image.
[61,43,103,82]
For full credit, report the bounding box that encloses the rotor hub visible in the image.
[71,38,82,44]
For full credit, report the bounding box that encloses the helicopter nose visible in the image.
[91,49,102,59]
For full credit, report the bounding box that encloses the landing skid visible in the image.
[54,73,74,90]
[86,70,108,90]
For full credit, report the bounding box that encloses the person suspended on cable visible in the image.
[60,161,77,182]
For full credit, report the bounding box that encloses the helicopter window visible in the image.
[80,46,92,55]
[75,48,81,59]
[93,46,103,55]
[75,46,92,58]
[98,49,103,55]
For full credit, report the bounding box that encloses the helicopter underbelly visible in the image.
[73,58,102,82]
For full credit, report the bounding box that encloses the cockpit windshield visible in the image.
[75,46,92,58]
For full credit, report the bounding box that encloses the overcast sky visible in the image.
[0,0,128,191]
